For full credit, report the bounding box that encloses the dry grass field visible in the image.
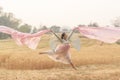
[0,34,120,80]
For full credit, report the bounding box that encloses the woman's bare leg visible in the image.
[39,51,49,54]
[69,61,77,70]
[100,42,104,46]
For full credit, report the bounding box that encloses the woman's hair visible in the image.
[61,32,66,39]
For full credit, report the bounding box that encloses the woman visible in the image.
[39,32,77,70]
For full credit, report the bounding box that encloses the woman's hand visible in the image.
[73,27,79,31]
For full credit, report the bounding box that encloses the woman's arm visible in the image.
[51,30,63,43]
[67,30,74,40]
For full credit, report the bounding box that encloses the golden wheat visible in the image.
[0,34,120,70]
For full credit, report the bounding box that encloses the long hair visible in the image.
[61,32,66,39]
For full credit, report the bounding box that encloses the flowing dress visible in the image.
[46,40,72,64]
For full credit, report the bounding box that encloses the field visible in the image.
[0,34,120,80]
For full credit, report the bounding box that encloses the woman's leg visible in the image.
[100,42,104,46]
[39,51,50,54]
[69,61,77,70]
[39,50,54,55]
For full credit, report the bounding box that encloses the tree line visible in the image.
[0,7,120,39]
[0,7,62,39]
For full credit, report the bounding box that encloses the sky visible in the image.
[0,0,120,28]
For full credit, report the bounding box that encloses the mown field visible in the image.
[0,34,120,80]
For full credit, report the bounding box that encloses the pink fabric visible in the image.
[75,26,120,43]
[0,26,51,49]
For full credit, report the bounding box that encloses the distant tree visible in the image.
[0,11,21,39]
[50,25,60,33]
[78,24,86,27]
[0,7,3,15]
[88,22,99,27]
[112,17,120,27]
[39,25,48,30]
[62,28,68,32]
[0,13,21,29]
[32,27,38,33]
[0,32,10,39]
[18,24,32,33]
[0,7,35,39]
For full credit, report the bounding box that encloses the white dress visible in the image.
[47,39,72,64]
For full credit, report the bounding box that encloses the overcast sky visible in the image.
[0,0,120,28]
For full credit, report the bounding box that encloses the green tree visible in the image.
[112,17,120,27]
[0,13,21,29]
[0,12,21,39]
[38,25,48,30]
[50,25,60,33]
[88,22,99,27]
[32,27,37,33]
[0,7,34,39]
[18,24,32,33]
[0,7,3,16]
